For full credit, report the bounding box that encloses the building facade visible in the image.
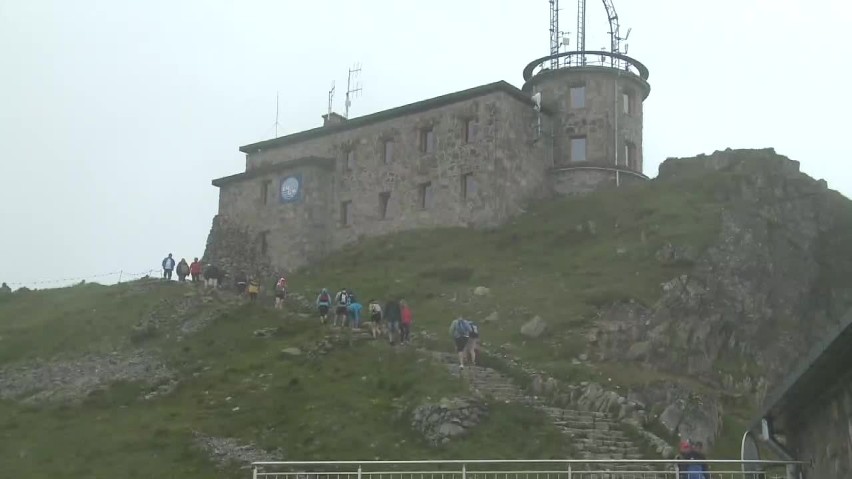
[205,53,651,275]
[746,310,852,479]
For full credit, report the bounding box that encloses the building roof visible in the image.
[238,80,543,154]
[751,308,852,432]
[211,156,335,188]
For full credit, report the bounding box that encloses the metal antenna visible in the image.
[274,91,281,138]
[549,0,560,69]
[576,0,587,65]
[344,62,363,119]
[327,81,336,117]
[602,0,624,67]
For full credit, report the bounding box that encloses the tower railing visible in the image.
[522,51,650,83]
[250,459,805,479]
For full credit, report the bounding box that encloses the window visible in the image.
[461,173,477,200]
[260,180,271,205]
[570,85,586,109]
[340,201,352,227]
[378,192,390,219]
[570,136,587,162]
[259,231,269,255]
[463,119,478,143]
[625,142,637,169]
[383,140,394,164]
[345,148,356,171]
[419,127,435,153]
[418,182,434,209]
[621,92,632,115]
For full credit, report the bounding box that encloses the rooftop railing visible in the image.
[250,459,805,479]
[522,51,650,83]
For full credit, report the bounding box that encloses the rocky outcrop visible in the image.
[0,350,173,404]
[193,432,284,469]
[410,397,488,445]
[590,149,852,448]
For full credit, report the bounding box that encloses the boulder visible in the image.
[410,396,488,446]
[520,316,547,338]
[473,286,491,296]
[483,311,499,323]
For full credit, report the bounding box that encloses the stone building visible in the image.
[745,309,852,479]
[205,51,651,274]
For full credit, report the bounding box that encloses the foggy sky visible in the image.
[1,0,849,288]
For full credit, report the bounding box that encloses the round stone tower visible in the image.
[522,50,651,195]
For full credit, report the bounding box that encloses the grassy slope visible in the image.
[0,283,572,478]
[291,171,789,458]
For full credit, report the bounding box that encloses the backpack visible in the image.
[450,319,470,338]
[469,321,479,335]
[337,292,348,306]
[320,292,330,303]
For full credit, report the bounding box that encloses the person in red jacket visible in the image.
[189,258,202,283]
[400,299,413,344]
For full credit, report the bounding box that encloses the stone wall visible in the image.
[209,162,334,275]
[210,89,552,271]
[524,67,648,172]
[550,167,647,196]
[791,370,852,479]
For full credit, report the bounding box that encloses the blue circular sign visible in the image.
[280,176,301,202]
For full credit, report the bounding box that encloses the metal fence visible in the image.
[251,460,805,479]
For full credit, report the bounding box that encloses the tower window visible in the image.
[418,182,434,209]
[461,173,477,200]
[463,119,478,143]
[260,180,271,205]
[625,142,637,169]
[420,127,435,153]
[383,140,394,164]
[623,92,634,115]
[570,85,586,109]
[378,192,390,219]
[345,148,356,171]
[340,201,352,227]
[570,136,587,162]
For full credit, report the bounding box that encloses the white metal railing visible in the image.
[250,460,805,479]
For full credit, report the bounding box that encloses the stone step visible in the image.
[557,428,629,439]
[539,406,609,419]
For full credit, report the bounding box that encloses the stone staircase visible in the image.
[426,351,653,470]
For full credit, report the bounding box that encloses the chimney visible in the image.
[322,112,347,127]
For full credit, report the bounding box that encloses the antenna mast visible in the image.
[327,81,336,117]
[344,63,363,119]
[549,0,560,69]
[576,0,587,65]
[274,91,281,138]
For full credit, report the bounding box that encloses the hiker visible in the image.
[449,317,473,370]
[315,288,332,323]
[203,264,222,288]
[333,288,350,327]
[368,299,383,339]
[675,440,709,479]
[161,253,176,280]
[384,299,402,344]
[274,277,287,309]
[0,282,11,294]
[400,299,412,344]
[235,271,248,295]
[689,441,710,479]
[465,319,480,366]
[189,258,202,283]
[247,278,260,301]
[176,258,190,282]
[348,298,363,329]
